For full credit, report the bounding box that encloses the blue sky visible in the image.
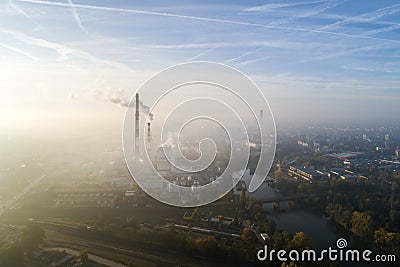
[1,0,399,128]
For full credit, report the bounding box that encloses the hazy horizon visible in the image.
[1,0,400,140]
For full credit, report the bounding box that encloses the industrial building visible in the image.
[328,170,366,181]
[52,189,117,208]
[288,166,326,181]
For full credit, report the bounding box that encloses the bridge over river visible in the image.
[255,192,329,205]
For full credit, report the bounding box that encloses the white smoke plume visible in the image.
[108,89,154,120]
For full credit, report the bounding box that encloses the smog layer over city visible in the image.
[0,1,400,266]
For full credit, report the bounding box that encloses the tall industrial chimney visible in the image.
[147,122,151,143]
[135,93,139,161]
[260,109,264,120]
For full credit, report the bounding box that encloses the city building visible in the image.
[297,140,309,147]
[328,170,364,181]
[52,189,117,208]
[325,152,362,160]
[385,134,390,149]
[288,166,326,181]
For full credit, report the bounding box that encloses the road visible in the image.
[44,247,126,267]
[0,174,45,216]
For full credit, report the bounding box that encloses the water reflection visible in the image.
[236,175,395,266]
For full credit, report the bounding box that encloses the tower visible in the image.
[147,122,152,144]
[135,93,139,162]
[362,133,367,140]
[385,134,390,149]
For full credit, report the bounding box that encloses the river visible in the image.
[242,180,396,266]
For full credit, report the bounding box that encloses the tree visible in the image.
[374,228,400,255]
[246,196,264,222]
[227,242,246,261]
[241,228,255,243]
[351,212,374,238]
[273,230,292,249]
[275,168,282,182]
[261,220,276,237]
[374,228,388,247]
[281,262,299,267]
[239,187,247,207]
[195,237,219,257]
[79,249,89,266]
[289,232,313,250]
[21,224,45,251]
[187,237,220,258]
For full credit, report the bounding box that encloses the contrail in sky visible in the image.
[187,46,217,61]
[10,0,31,18]
[223,49,260,64]
[0,27,131,69]
[234,56,270,66]
[318,3,400,31]
[66,0,88,34]
[18,0,400,44]
[9,0,42,28]
[0,42,40,60]
[243,0,327,12]
[268,0,346,26]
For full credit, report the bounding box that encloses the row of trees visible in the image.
[374,228,400,254]
[326,205,400,257]
[289,172,400,257]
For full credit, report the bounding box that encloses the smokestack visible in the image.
[147,122,151,143]
[260,109,263,120]
[135,93,139,161]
